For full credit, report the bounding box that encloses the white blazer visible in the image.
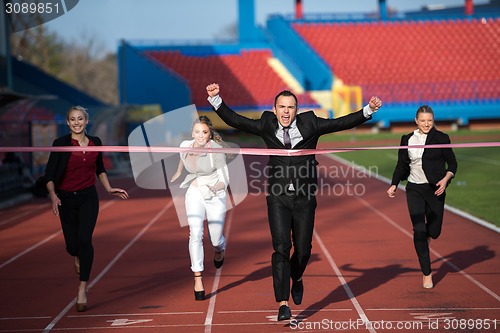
[179,140,229,199]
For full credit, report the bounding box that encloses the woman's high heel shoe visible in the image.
[76,286,87,312]
[194,274,205,301]
[76,302,87,312]
[423,273,433,289]
[214,250,225,269]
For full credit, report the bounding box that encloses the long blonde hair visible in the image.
[194,116,235,160]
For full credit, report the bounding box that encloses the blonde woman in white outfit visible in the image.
[171,116,228,301]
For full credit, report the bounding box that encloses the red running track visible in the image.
[0,155,498,333]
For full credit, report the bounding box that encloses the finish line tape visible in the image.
[1,142,499,156]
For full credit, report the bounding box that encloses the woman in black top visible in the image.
[387,105,457,289]
[39,106,128,311]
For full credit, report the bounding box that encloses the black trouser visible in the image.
[266,194,317,302]
[406,182,445,276]
[57,186,99,282]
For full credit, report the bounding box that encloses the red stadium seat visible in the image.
[292,18,500,103]
[144,49,319,108]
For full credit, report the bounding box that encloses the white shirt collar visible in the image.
[278,118,297,130]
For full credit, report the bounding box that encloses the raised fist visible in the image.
[369,96,382,112]
[206,83,220,98]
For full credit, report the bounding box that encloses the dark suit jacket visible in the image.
[215,102,371,195]
[37,134,106,189]
[391,127,458,187]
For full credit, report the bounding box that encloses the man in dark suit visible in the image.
[206,83,382,320]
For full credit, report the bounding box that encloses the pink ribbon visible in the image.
[1,142,499,156]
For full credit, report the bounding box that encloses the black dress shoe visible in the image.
[194,274,205,301]
[194,290,205,301]
[214,257,224,269]
[277,305,291,321]
[291,279,303,305]
[214,251,224,269]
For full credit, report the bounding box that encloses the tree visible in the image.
[57,35,118,105]
[10,23,65,74]
[10,23,118,105]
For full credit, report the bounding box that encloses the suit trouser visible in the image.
[266,194,316,302]
[405,182,445,276]
[57,186,99,282]
[185,186,226,273]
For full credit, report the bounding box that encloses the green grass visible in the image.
[319,128,500,143]
[327,129,500,227]
[225,128,500,227]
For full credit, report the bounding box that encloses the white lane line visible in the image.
[313,230,377,333]
[0,316,51,320]
[0,209,42,227]
[204,270,223,332]
[204,209,235,333]
[66,311,202,318]
[13,322,287,331]
[443,205,500,233]
[218,308,352,313]
[326,154,499,233]
[0,231,62,270]
[42,200,173,333]
[0,187,140,270]
[355,195,500,303]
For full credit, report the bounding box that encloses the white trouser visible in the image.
[185,185,226,272]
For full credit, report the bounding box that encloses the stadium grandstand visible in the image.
[119,0,500,130]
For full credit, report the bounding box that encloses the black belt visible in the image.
[57,185,96,197]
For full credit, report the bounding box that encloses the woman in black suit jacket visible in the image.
[38,106,128,312]
[387,105,457,289]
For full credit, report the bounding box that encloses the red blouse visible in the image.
[58,138,99,191]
